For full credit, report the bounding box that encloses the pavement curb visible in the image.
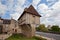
[35,34,56,40]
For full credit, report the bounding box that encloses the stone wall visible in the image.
[9,19,21,34]
[18,12,40,37]
[26,13,40,27]
[20,24,32,37]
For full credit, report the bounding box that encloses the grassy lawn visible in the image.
[6,34,47,40]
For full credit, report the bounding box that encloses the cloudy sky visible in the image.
[0,0,60,26]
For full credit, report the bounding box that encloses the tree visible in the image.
[51,25,59,32]
[59,28,60,32]
[36,24,48,32]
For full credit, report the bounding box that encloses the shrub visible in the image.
[36,24,49,32]
[51,25,60,32]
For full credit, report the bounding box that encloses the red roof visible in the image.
[18,5,41,20]
[25,5,41,17]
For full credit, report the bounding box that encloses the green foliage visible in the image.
[36,24,49,32]
[36,27,40,31]
[51,25,60,32]
[33,36,41,40]
[6,34,47,40]
[59,28,60,32]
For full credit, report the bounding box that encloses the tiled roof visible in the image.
[18,5,41,20]
[25,5,41,17]
[3,19,11,24]
[0,17,17,24]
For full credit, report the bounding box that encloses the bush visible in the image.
[36,24,49,32]
[51,25,60,32]
[59,28,60,32]
[36,27,40,31]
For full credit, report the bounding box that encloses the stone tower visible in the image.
[18,5,41,37]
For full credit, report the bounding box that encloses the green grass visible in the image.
[6,34,47,40]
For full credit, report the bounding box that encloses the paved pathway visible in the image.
[35,34,56,40]
[36,32,60,40]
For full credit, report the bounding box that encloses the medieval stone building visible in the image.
[0,17,21,34]
[0,5,41,38]
[18,5,41,37]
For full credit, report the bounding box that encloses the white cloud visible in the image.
[0,0,26,20]
[46,0,58,7]
[37,1,60,26]
[15,6,24,13]
[10,6,24,20]
[38,3,48,13]
[32,0,41,6]
[6,0,14,11]
[10,13,20,20]
[10,0,26,20]
[0,3,7,16]
[0,0,60,26]
[52,1,60,10]
[17,0,26,6]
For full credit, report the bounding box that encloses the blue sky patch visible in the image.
[0,0,60,26]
